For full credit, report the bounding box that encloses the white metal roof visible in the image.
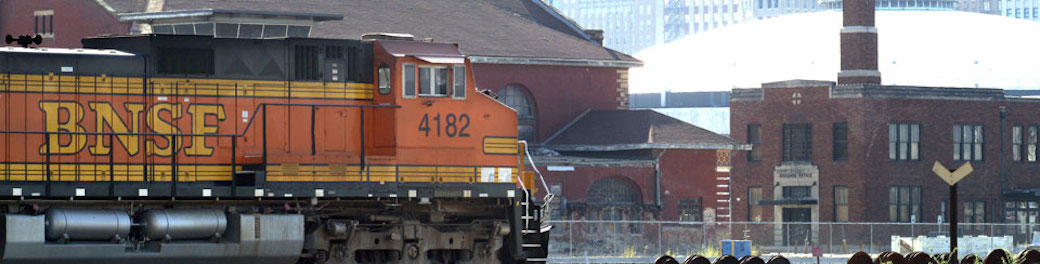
[0,46,134,56]
[630,10,1040,92]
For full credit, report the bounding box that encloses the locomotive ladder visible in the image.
[518,144,553,264]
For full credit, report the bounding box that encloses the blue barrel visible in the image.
[720,240,752,259]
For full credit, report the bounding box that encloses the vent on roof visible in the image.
[119,9,341,39]
[361,33,415,41]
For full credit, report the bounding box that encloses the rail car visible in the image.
[0,34,550,264]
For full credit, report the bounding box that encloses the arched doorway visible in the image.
[497,84,537,142]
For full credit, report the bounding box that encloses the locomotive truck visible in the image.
[0,33,550,264]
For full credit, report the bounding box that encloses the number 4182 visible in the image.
[418,113,470,137]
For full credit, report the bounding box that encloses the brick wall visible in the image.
[539,149,723,221]
[0,0,131,48]
[731,82,1040,224]
[471,63,629,143]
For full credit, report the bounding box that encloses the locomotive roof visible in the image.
[0,46,134,56]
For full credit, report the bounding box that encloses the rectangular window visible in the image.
[402,63,416,98]
[158,48,214,75]
[1014,126,1022,162]
[294,45,320,80]
[678,198,703,222]
[835,186,849,222]
[954,125,984,161]
[889,123,920,161]
[1030,126,1037,162]
[833,122,848,160]
[1004,201,1040,232]
[418,67,449,96]
[452,65,466,99]
[782,186,811,199]
[782,123,812,161]
[33,10,54,38]
[888,186,921,222]
[748,124,762,161]
[964,201,985,224]
[748,187,762,222]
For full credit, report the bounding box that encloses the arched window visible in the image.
[497,84,537,142]
[587,177,640,205]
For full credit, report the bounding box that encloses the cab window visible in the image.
[378,66,391,95]
[452,65,466,99]
[402,63,416,98]
[419,66,449,96]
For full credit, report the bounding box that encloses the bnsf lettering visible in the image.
[38,101,226,157]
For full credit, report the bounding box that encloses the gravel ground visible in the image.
[547,253,864,264]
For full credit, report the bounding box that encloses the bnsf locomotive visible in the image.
[0,34,550,264]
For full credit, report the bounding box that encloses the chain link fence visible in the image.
[546,220,1040,260]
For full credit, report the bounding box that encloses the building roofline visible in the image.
[469,55,642,68]
[546,143,752,151]
[530,156,656,167]
[528,0,595,43]
[117,9,344,22]
[541,109,592,144]
[732,79,1027,102]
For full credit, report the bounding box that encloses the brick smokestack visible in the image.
[838,0,881,85]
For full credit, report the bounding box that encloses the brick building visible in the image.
[729,0,1040,247]
[0,0,641,144]
[0,0,133,48]
[534,109,748,223]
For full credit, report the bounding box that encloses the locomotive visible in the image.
[0,34,550,264]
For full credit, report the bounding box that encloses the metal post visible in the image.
[262,104,267,165]
[172,136,178,197]
[950,183,958,260]
[829,222,833,253]
[172,83,179,197]
[44,132,51,196]
[310,106,316,155]
[109,133,115,196]
[869,223,874,253]
[657,223,663,256]
[231,137,237,197]
[1000,106,1006,194]
[360,107,366,181]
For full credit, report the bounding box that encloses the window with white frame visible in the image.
[452,65,466,99]
[418,66,449,96]
[402,63,416,98]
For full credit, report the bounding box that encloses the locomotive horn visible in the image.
[5,35,44,48]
